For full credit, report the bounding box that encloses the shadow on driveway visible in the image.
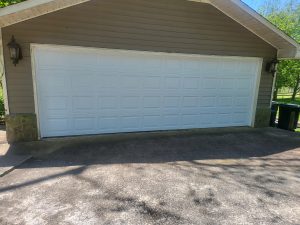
[0,128,300,224]
[1,127,299,190]
[13,127,300,165]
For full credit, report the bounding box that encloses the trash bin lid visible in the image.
[279,103,300,109]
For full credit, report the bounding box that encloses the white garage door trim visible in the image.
[31,44,262,139]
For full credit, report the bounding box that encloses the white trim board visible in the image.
[30,44,41,139]
[31,43,263,61]
[251,58,263,127]
[0,29,9,114]
[31,44,263,138]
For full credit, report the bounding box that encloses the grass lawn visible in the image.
[276,96,300,105]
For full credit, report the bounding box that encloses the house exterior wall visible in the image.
[1,0,277,142]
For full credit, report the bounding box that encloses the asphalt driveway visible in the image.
[0,128,300,225]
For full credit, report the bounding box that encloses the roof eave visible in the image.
[296,50,300,59]
[0,0,90,28]
[277,48,300,59]
[203,0,300,59]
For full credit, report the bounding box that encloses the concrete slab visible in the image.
[0,127,299,225]
[0,125,6,144]
[0,143,31,177]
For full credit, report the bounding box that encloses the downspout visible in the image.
[0,28,10,115]
[270,53,279,107]
[270,69,277,107]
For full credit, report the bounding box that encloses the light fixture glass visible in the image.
[266,59,279,74]
[7,36,22,66]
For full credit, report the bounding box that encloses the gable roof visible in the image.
[0,0,299,59]
[207,0,300,59]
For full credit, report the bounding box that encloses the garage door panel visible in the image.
[143,96,161,108]
[199,97,217,107]
[235,97,250,107]
[216,114,233,124]
[99,97,118,109]
[73,117,96,131]
[237,78,253,89]
[162,108,181,115]
[218,97,233,107]
[162,115,180,127]
[46,111,70,119]
[220,79,236,89]
[142,115,161,128]
[181,107,200,115]
[39,72,69,90]
[232,113,250,123]
[183,77,200,89]
[182,97,197,107]
[95,75,117,88]
[99,117,120,130]
[121,116,141,129]
[72,96,96,109]
[164,77,181,89]
[182,115,199,127]
[218,107,235,114]
[164,96,180,108]
[33,46,260,138]
[143,76,162,89]
[47,118,70,132]
[121,97,140,109]
[120,76,141,89]
[198,114,216,125]
[233,106,249,113]
[45,96,68,110]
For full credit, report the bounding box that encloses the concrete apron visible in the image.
[14,127,257,156]
[1,126,297,176]
[10,126,300,153]
[0,143,32,177]
[0,127,245,176]
[1,127,252,177]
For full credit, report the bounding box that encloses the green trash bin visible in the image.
[278,104,300,131]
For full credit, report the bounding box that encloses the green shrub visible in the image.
[0,95,4,113]
[0,0,25,8]
[0,89,4,123]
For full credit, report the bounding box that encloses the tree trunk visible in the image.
[291,75,300,101]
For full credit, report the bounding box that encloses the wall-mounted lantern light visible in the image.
[7,36,22,66]
[266,59,279,75]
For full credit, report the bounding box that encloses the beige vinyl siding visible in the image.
[2,0,277,113]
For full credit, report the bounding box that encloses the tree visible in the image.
[277,60,300,100]
[259,0,300,100]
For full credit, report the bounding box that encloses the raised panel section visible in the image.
[34,46,260,137]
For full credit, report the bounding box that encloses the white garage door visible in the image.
[32,45,261,138]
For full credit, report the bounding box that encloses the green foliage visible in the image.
[0,0,25,8]
[277,95,300,105]
[260,1,300,99]
[0,88,4,120]
[265,6,300,41]
[277,60,300,89]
